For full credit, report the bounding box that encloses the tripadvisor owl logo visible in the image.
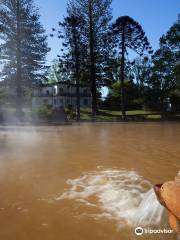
[135,227,144,236]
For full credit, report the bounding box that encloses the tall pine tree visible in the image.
[60,15,86,120]
[0,0,49,116]
[112,16,152,119]
[67,0,113,115]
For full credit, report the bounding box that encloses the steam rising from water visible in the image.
[56,168,164,227]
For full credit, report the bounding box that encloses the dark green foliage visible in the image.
[111,16,152,119]
[105,80,140,110]
[35,103,53,120]
[0,0,49,115]
[51,14,87,120]
[169,89,180,112]
[112,16,152,55]
[159,21,180,86]
[67,0,113,115]
[148,20,180,112]
[54,15,87,82]
[131,57,151,94]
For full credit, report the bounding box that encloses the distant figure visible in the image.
[154,172,180,238]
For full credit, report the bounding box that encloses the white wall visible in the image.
[32,84,92,109]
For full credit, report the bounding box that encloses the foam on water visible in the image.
[56,168,164,227]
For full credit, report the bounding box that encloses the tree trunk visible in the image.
[76,78,80,121]
[120,23,126,120]
[88,0,97,116]
[160,95,165,118]
[72,24,80,121]
[16,0,23,119]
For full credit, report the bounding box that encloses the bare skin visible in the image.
[154,176,180,238]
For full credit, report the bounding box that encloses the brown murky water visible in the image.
[0,123,179,240]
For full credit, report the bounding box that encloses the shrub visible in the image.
[66,104,76,120]
[35,104,53,120]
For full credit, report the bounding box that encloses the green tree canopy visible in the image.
[106,80,140,110]
[148,20,180,112]
[111,16,152,119]
[67,0,113,115]
[0,0,49,115]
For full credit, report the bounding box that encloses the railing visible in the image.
[57,93,91,97]
[33,93,91,98]
[32,93,53,97]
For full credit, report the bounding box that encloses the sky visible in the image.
[35,0,180,65]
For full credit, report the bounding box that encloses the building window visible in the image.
[84,99,88,106]
[46,90,50,96]
[59,88,64,94]
[83,89,88,95]
[54,99,57,105]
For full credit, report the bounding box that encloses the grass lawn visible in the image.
[76,108,162,121]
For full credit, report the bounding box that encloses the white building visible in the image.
[32,82,92,109]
